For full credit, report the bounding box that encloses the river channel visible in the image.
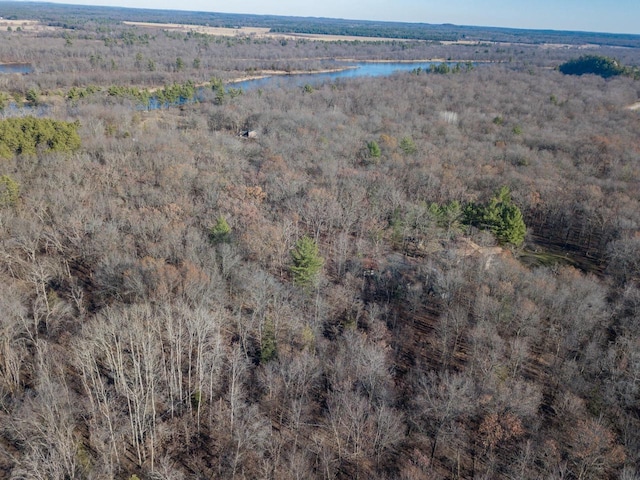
[230,61,464,91]
[0,63,33,74]
[0,60,465,113]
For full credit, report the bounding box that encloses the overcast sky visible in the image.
[42,0,640,35]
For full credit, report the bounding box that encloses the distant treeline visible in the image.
[269,24,459,42]
[1,1,640,47]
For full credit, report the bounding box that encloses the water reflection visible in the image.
[231,61,466,90]
[0,63,33,74]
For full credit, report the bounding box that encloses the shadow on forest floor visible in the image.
[519,240,605,276]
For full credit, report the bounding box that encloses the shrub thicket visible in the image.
[0,117,81,158]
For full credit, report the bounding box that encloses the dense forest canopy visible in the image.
[0,3,640,480]
[0,116,81,158]
[558,54,635,78]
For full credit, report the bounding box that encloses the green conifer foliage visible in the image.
[559,55,626,78]
[367,140,381,159]
[260,319,277,363]
[290,236,324,289]
[0,117,81,158]
[0,175,19,207]
[463,186,526,246]
[209,215,231,243]
[399,135,417,155]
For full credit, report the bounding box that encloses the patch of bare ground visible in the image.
[122,21,271,36]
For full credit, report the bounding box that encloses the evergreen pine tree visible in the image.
[209,215,231,243]
[290,236,324,289]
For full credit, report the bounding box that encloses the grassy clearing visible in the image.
[122,21,411,42]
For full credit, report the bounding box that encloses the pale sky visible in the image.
[43,0,640,35]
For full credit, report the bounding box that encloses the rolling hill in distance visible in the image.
[2,0,640,47]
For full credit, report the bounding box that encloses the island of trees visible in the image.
[559,54,638,78]
[0,3,639,479]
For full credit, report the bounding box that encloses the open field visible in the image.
[123,20,413,42]
[0,19,57,32]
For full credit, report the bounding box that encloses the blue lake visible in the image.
[231,61,467,90]
[141,61,465,110]
[2,60,467,114]
[0,63,33,74]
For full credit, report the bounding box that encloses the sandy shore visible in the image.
[226,66,357,84]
